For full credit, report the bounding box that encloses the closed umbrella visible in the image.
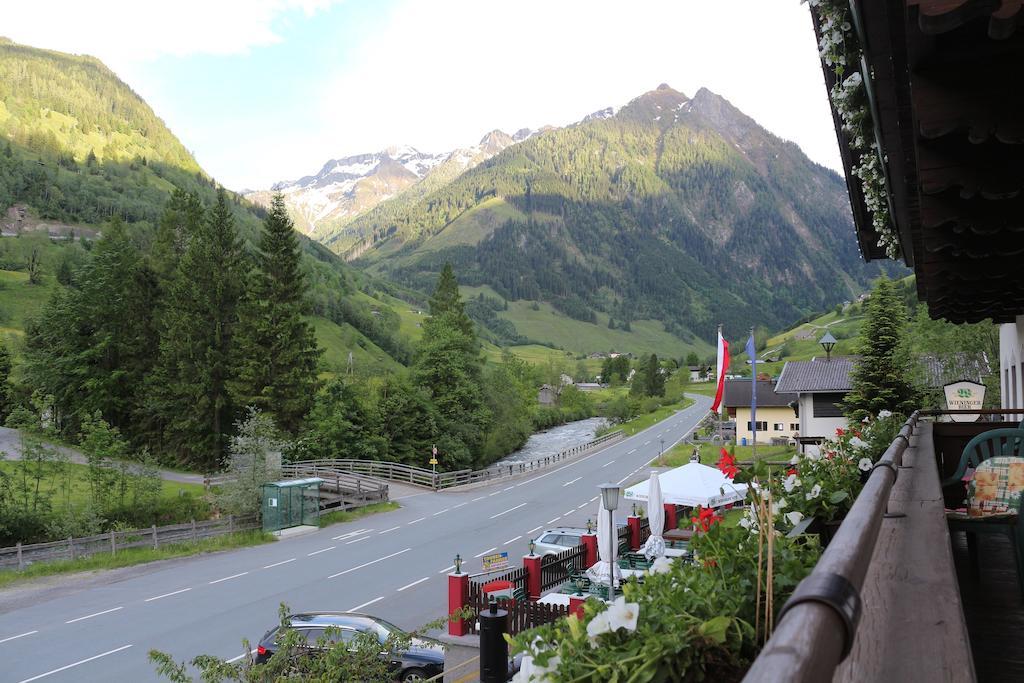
[641,472,665,560]
[585,500,621,589]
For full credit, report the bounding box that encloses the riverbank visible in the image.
[495,416,609,466]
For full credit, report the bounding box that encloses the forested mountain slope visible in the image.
[344,84,900,343]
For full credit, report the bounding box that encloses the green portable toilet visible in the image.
[261,477,324,532]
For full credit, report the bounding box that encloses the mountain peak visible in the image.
[617,84,690,124]
[656,83,673,91]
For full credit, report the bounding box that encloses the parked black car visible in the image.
[254,612,443,682]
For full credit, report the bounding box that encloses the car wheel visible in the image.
[400,668,427,683]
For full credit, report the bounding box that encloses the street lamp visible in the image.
[598,483,620,601]
[586,518,594,534]
[454,553,462,574]
[819,331,837,362]
[528,539,536,556]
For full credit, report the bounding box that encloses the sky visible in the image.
[3,0,841,191]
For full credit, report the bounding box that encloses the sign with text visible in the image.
[481,551,509,572]
[943,380,986,422]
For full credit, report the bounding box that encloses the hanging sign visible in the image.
[482,552,509,572]
[943,380,986,422]
[429,444,438,466]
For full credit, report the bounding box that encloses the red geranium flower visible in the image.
[717,449,739,479]
[836,427,846,437]
[786,467,798,476]
[690,505,723,533]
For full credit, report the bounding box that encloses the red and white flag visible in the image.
[711,328,730,413]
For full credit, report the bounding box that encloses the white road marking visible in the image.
[472,496,486,502]
[17,644,133,683]
[407,517,426,525]
[547,517,561,524]
[452,503,467,509]
[332,528,371,541]
[616,475,631,485]
[488,491,501,497]
[504,486,515,491]
[628,449,637,454]
[65,606,123,624]
[263,558,296,569]
[433,508,450,516]
[307,546,335,556]
[0,630,37,644]
[590,496,599,502]
[474,547,498,558]
[144,588,192,602]
[397,576,430,592]
[348,596,385,612]
[503,535,522,545]
[329,548,411,578]
[562,477,582,487]
[601,460,615,468]
[438,564,456,574]
[490,502,527,519]
[209,572,248,585]
[527,526,543,534]
[564,510,575,516]
[379,526,401,535]
[577,503,589,509]
[345,536,371,545]
[643,441,651,446]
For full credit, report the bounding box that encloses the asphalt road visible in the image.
[0,394,711,683]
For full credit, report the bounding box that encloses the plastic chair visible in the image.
[940,428,1024,489]
[946,456,1024,600]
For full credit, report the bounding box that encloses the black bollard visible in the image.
[479,598,509,683]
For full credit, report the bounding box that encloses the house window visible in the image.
[812,393,845,418]
[773,423,784,431]
[790,423,800,431]
[747,421,767,431]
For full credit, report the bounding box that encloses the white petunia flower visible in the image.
[647,556,673,575]
[858,458,872,472]
[605,596,640,633]
[785,511,805,526]
[783,474,800,493]
[513,654,560,682]
[806,483,822,500]
[878,410,893,419]
[849,436,869,449]
[777,497,787,510]
[790,454,800,465]
[862,416,871,424]
[586,611,611,643]
[738,516,751,530]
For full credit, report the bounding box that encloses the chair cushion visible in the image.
[963,456,1024,518]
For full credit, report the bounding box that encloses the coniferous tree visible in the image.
[230,194,321,434]
[646,353,666,396]
[0,341,12,423]
[148,190,247,469]
[428,263,474,337]
[842,277,918,420]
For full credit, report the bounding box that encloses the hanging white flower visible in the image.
[849,436,869,449]
[806,483,823,500]
[878,409,893,419]
[647,556,674,575]
[605,596,640,632]
[857,458,872,471]
[586,611,611,643]
[785,511,805,526]
[512,654,560,682]
[783,474,800,493]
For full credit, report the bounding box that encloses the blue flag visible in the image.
[745,334,757,443]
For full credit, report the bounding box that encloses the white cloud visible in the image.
[1,0,338,66]
[306,0,841,189]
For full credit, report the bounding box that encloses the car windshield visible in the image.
[369,618,405,643]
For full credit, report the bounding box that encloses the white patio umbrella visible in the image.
[641,472,666,560]
[585,499,621,588]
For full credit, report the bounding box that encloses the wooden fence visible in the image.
[467,582,569,635]
[540,544,588,593]
[469,565,529,595]
[278,463,389,510]
[283,430,624,491]
[0,514,259,571]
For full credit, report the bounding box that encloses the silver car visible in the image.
[530,527,588,556]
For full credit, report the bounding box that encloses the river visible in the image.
[495,416,610,465]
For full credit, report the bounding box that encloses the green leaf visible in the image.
[829,490,849,504]
[698,616,732,644]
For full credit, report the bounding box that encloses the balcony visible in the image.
[748,412,1024,682]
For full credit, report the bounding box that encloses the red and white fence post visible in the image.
[522,553,543,600]
[448,571,470,636]
[581,533,598,568]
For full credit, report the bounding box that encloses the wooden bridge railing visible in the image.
[743,411,921,682]
[284,429,624,491]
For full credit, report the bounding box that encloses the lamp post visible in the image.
[819,331,837,362]
[454,553,462,574]
[528,539,536,556]
[598,482,620,601]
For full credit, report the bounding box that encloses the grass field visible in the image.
[318,501,399,528]
[0,269,56,354]
[655,441,795,468]
[0,460,208,510]
[683,382,718,397]
[309,316,404,376]
[613,397,696,437]
[0,530,274,589]
[420,197,527,252]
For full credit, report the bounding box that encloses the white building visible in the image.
[775,357,855,455]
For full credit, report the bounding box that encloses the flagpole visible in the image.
[750,326,757,461]
[717,324,724,448]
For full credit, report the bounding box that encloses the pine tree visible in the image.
[842,277,918,420]
[429,263,474,337]
[0,341,12,423]
[148,190,247,469]
[646,353,666,396]
[230,194,322,433]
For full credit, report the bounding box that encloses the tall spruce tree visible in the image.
[412,265,489,470]
[230,194,321,433]
[148,190,247,469]
[842,277,918,420]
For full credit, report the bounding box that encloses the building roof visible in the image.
[809,1,1024,323]
[919,353,992,388]
[776,358,856,394]
[723,379,796,408]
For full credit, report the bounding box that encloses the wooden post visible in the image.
[110,530,116,555]
[69,536,75,561]
[191,519,197,541]
[17,542,23,570]
[153,525,158,549]
[228,515,234,534]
